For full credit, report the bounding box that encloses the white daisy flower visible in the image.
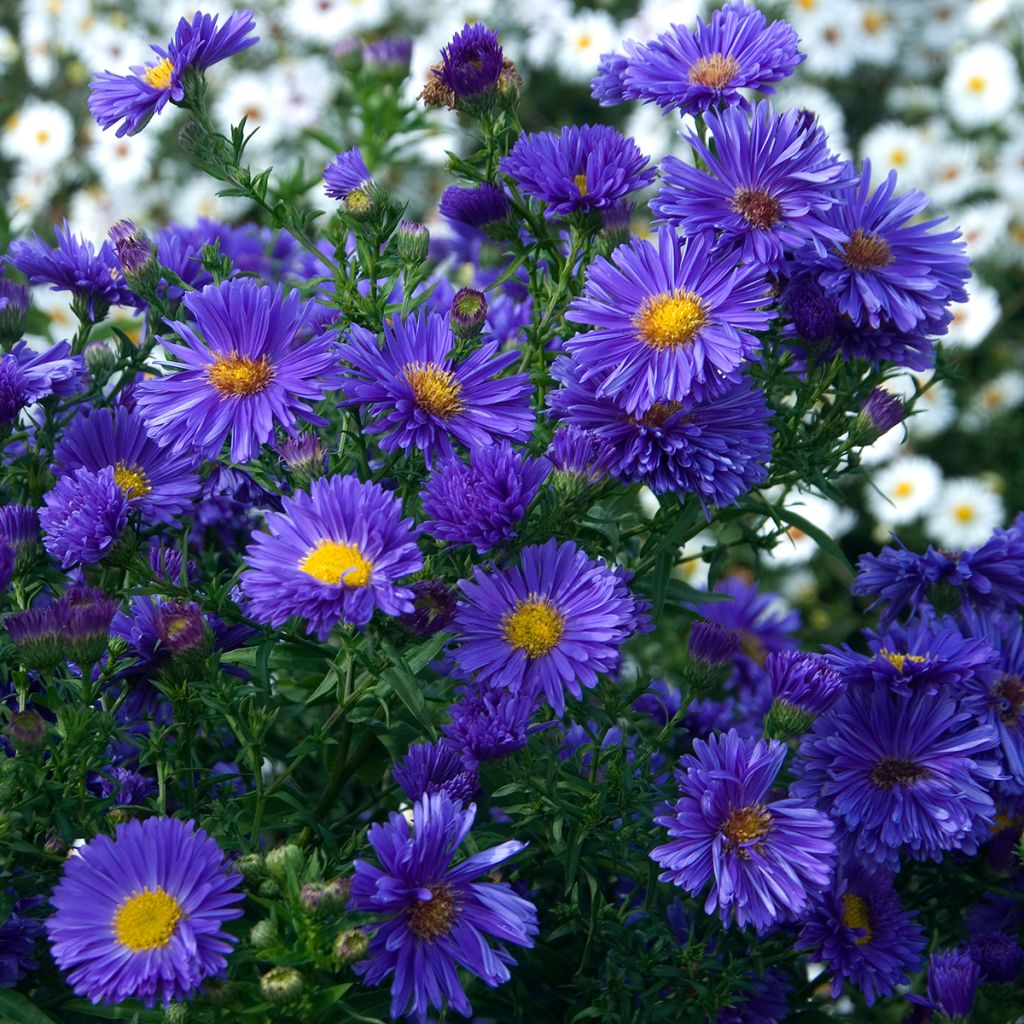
[955,201,1012,262]
[964,370,1024,430]
[791,5,862,77]
[1,100,73,170]
[925,477,1004,548]
[924,139,982,207]
[848,2,902,67]
[859,122,930,190]
[6,166,54,231]
[84,126,154,188]
[944,280,1001,350]
[215,70,291,158]
[557,10,616,84]
[943,41,1019,129]
[763,491,855,567]
[866,456,943,526]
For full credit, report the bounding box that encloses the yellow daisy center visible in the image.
[721,805,772,851]
[113,887,184,951]
[113,461,152,498]
[954,503,977,523]
[892,481,914,499]
[403,362,464,419]
[841,894,873,945]
[207,353,275,397]
[407,882,457,941]
[501,596,565,659]
[634,291,709,350]
[688,53,741,89]
[967,75,987,93]
[879,649,927,671]
[299,540,373,587]
[142,57,174,90]
[573,172,588,196]
[842,228,894,271]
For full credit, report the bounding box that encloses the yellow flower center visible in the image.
[879,649,927,671]
[954,503,976,523]
[633,291,709,350]
[207,353,275,397]
[967,74,987,93]
[573,172,588,196]
[142,56,174,90]
[842,228,894,271]
[113,887,184,951]
[501,596,565,659]
[892,481,914,499]
[688,53,741,89]
[299,540,373,587]
[841,894,873,945]
[113,461,152,498]
[407,882,457,940]
[721,805,772,851]
[403,362,464,419]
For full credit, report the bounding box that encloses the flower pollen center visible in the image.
[207,353,275,397]
[841,894,873,945]
[721,804,772,851]
[407,882,457,940]
[688,53,741,89]
[634,291,709,350]
[953,503,976,523]
[731,187,782,229]
[403,362,465,419]
[637,402,684,427]
[299,540,373,587]
[113,461,152,498]
[113,887,184,951]
[502,595,565,659]
[142,57,174,90]
[573,172,589,196]
[879,649,927,672]
[871,756,930,789]
[842,228,894,271]
[995,674,1024,723]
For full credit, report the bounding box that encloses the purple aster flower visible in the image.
[791,686,1000,869]
[622,1,803,116]
[363,37,413,72]
[134,279,343,464]
[92,766,156,806]
[109,219,156,280]
[717,970,790,1024]
[442,682,537,766]
[564,227,773,414]
[591,50,632,106]
[782,269,838,344]
[110,595,228,675]
[499,125,654,219]
[766,650,845,716]
[421,443,549,554]
[240,474,422,640]
[653,103,852,271]
[0,541,13,592]
[909,949,980,1021]
[438,184,510,230]
[0,505,39,550]
[47,816,243,1007]
[323,147,373,201]
[7,220,134,319]
[0,898,44,988]
[398,578,457,637]
[60,584,119,665]
[651,729,836,933]
[857,387,906,440]
[969,930,1024,983]
[39,466,129,568]
[800,161,970,334]
[89,9,258,137]
[547,425,616,484]
[434,23,503,99]
[452,538,647,716]
[349,792,537,1022]
[53,406,200,526]
[392,741,479,803]
[338,311,533,462]
[796,864,926,1006]
[548,357,773,508]
[0,339,86,426]
[689,620,740,665]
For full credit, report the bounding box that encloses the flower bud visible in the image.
[344,188,375,222]
[300,882,329,915]
[334,928,370,964]
[276,433,326,489]
[249,918,278,950]
[853,387,906,445]
[60,585,118,666]
[396,221,430,266]
[265,843,304,882]
[109,220,159,298]
[0,279,30,349]
[324,876,352,907]
[6,606,64,671]
[236,851,265,882]
[5,709,47,752]
[84,340,118,376]
[399,579,457,637]
[450,288,488,340]
[260,966,304,1004]
[163,1002,189,1024]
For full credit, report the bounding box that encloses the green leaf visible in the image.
[377,636,444,735]
[0,992,60,1024]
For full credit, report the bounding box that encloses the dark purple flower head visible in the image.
[651,729,836,932]
[565,226,774,414]
[0,277,30,344]
[717,969,790,1024]
[688,620,740,664]
[783,269,837,344]
[858,387,906,441]
[547,425,616,485]
[0,540,14,592]
[801,161,970,335]
[155,601,208,655]
[435,23,503,99]
[338,311,534,462]
[969,930,1024,983]
[438,184,510,230]
[0,504,38,548]
[59,584,118,664]
[500,125,654,219]
[135,279,343,464]
[653,102,853,272]
[363,37,413,72]
[0,898,44,987]
[767,650,845,715]
[399,578,457,637]
[548,358,773,509]
[796,864,926,1006]
[792,686,1000,869]
[109,219,155,278]
[89,9,258,137]
[241,474,422,640]
[0,339,86,425]
[40,466,129,569]
[453,538,648,716]
[6,605,64,669]
[324,147,373,201]
[450,287,488,339]
[421,443,549,554]
[349,792,537,1022]
[47,816,243,1006]
[623,1,803,115]
[7,220,134,319]
[393,741,479,803]
[442,682,536,765]
[93,766,156,806]
[910,948,980,1021]
[591,50,632,106]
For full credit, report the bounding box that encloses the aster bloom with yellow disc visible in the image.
[349,791,537,1022]
[53,406,199,526]
[88,9,258,137]
[564,226,773,415]
[338,311,533,462]
[134,279,343,464]
[46,816,243,1006]
[650,729,836,933]
[499,124,654,219]
[240,474,422,639]
[452,538,647,715]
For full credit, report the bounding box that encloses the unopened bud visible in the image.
[450,288,488,340]
[260,966,304,1004]
[249,919,278,950]
[334,928,370,963]
[265,843,304,882]
[396,221,429,265]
